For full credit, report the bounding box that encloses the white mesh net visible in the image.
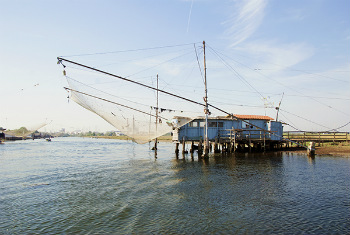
[65,75,199,144]
[4,122,48,138]
[58,44,214,143]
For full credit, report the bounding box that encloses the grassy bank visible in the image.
[315,142,350,156]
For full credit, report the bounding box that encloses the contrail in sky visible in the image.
[187,0,194,33]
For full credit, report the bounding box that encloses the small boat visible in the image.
[46,138,51,142]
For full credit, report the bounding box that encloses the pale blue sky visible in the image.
[1,0,349,132]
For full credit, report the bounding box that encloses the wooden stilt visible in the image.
[198,139,203,154]
[175,142,179,154]
[214,137,219,153]
[307,142,315,157]
[248,132,252,153]
[182,137,188,154]
[190,140,195,153]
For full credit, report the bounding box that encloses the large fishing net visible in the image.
[59,45,208,143]
[66,76,195,143]
[4,122,48,138]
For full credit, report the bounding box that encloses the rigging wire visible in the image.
[60,42,201,58]
[279,112,302,131]
[279,108,331,130]
[124,50,195,78]
[64,87,170,121]
[95,46,194,69]
[230,49,348,83]
[67,75,201,115]
[206,44,266,100]
[152,83,350,101]
[208,45,350,117]
[194,43,204,83]
[66,76,151,108]
[58,57,209,110]
[325,121,350,132]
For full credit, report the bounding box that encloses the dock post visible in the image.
[182,137,188,154]
[230,141,234,153]
[233,132,236,152]
[263,131,266,152]
[175,142,179,154]
[248,132,252,153]
[198,139,203,154]
[318,132,321,147]
[307,141,315,157]
[190,141,195,153]
[214,137,219,153]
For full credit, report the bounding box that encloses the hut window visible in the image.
[245,123,253,129]
[209,122,217,127]
[189,122,198,127]
[199,121,205,127]
[218,122,224,128]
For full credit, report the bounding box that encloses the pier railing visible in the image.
[219,129,270,141]
[283,131,349,143]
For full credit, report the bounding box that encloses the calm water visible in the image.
[1,137,349,234]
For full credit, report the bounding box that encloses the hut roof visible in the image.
[175,115,274,121]
[231,114,274,121]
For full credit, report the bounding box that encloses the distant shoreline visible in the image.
[91,135,173,142]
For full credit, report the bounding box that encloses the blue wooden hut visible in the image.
[173,114,283,143]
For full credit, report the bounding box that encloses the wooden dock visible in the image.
[283,131,349,146]
[174,130,350,155]
[174,128,284,154]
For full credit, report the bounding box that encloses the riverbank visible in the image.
[315,144,350,156]
[91,135,173,142]
[287,142,350,156]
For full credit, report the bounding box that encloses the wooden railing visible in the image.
[219,129,269,141]
[283,131,349,143]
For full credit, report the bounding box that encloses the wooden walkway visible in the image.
[283,131,349,145]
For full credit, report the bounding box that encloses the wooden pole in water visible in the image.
[248,132,252,153]
[307,141,315,157]
[154,74,159,151]
[190,140,195,153]
[175,142,179,154]
[203,41,209,158]
[182,137,188,154]
[214,137,218,153]
[233,131,236,152]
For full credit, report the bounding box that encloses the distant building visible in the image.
[115,130,125,136]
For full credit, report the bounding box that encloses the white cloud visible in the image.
[236,40,314,70]
[223,0,268,46]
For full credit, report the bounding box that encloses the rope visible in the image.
[194,44,204,84]
[206,44,266,100]
[60,42,200,58]
[64,87,170,121]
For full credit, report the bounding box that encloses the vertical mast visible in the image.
[203,41,209,157]
[154,74,159,151]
